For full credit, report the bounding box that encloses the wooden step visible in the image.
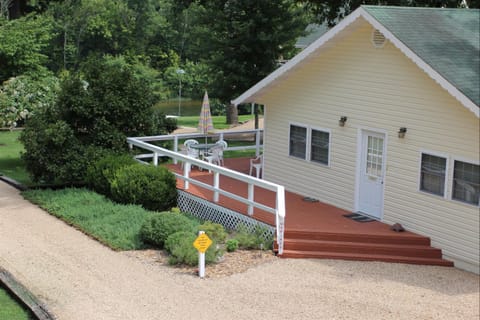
[282,239,443,259]
[283,230,431,246]
[279,250,454,267]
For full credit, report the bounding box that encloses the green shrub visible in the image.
[165,231,219,266]
[196,221,227,244]
[234,224,273,250]
[140,212,197,248]
[86,153,136,196]
[226,239,239,252]
[19,56,175,184]
[110,164,177,211]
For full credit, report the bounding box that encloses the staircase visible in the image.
[275,230,453,267]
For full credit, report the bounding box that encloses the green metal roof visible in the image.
[296,24,329,49]
[363,6,480,107]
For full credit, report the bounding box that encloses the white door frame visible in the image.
[354,127,388,220]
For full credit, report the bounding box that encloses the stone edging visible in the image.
[0,267,56,320]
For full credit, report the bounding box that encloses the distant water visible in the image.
[154,99,203,117]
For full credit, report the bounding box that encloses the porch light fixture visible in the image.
[339,116,347,127]
[398,127,407,138]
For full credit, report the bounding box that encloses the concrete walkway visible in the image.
[0,181,479,320]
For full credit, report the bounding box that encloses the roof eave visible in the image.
[360,8,479,118]
[232,6,479,118]
[231,8,364,106]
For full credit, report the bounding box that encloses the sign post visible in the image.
[193,231,212,278]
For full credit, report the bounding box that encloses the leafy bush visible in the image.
[0,72,59,129]
[110,164,177,211]
[86,152,136,196]
[20,56,175,184]
[140,212,197,248]
[226,239,239,252]
[234,224,273,250]
[196,221,227,244]
[165,231,219,266]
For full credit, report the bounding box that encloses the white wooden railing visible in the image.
[126,129,285,254]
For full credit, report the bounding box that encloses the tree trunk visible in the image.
[254,104,259,129]
[226,104,238,125]
[8,0,25,19]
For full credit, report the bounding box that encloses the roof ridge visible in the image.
[362,5,479,11]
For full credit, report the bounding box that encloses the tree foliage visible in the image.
[176,0,309,102]
[20,56,175,183]
[0,13,55,81]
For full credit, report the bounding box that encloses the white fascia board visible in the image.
[231,9,364,106]
[359,8,479,118]
[232,7,479,118]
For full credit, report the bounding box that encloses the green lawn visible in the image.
[0,131,31,185]
[22,188,155,250]
[0,286,34,320]
[176,114,255,129]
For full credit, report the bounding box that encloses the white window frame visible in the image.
[309,126,331,167]
[418,150,449,199]
[450,156,480,207]
[288,122,308,160]
[288,122,331,167]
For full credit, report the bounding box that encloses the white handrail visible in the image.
[126,130,285,254]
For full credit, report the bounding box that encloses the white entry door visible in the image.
[358,131,386,219]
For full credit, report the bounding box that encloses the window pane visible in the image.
[453,161,479,205]
[366,136,384,177]
[289,125,306,159]
[311,130,329,165]
[420,153,446,196]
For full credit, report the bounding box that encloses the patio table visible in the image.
[189,143,217,158]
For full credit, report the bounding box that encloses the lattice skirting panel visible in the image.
[177,190,275,241]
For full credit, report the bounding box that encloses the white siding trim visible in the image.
[231,7,479,118]
[418,149,450,200]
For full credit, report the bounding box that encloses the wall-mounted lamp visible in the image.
[398,127,407,138]
[339,116,347,127]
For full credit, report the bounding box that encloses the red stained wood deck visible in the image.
[167,158,453,267]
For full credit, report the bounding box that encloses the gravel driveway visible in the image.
[0,181,478,320]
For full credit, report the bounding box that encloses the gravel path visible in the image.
[0,181,478,320]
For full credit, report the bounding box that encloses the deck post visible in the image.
[247,183,254,216]
[255,129,261,156]
[173,136,179,164]
[183,162,190,189]
[276,186,286,254]
[213,172,220,202]
[153,152,158,166]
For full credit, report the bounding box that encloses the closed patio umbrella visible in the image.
[198,91,214,144]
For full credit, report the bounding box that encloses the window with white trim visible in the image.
[289,125,307,159]
[452,160,479,205]
[310,129,330,165]
[420,153,446,196]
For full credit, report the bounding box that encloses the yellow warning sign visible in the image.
[193,233,212,253]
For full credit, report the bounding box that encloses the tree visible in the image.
[178,0,308,123]
[0,14,55,82]
[20,56,176,183]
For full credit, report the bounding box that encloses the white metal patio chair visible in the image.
[181,139,199,169]
[249,154,263,178]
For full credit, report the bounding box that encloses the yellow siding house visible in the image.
[233,6,480,273]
